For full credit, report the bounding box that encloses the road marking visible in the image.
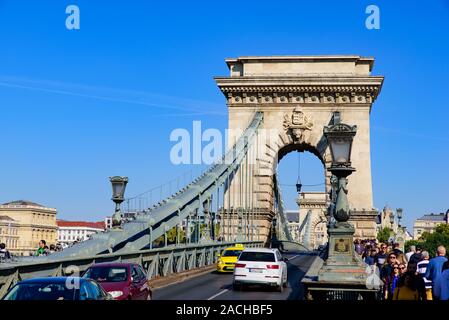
[206,255,302,300]
[207,289,229,300]
[287,254,302,261]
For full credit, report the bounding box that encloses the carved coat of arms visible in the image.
[283,106,313,142]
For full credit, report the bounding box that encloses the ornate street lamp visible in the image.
[323,123,357,225]
[395,208,405,252]
[110,176,128,229]
[396,208,403,226]
[389,211,395,229]
[316,121,369,287]
[236,207,244,241]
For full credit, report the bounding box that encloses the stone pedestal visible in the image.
[395,227,406,253]
[318,223,367,284]
[349,210,378,239]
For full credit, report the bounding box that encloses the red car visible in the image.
[83,262,152,300]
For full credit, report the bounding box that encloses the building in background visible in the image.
[297,192,328,249]
[376,206,400,234]
[0,215,20,252]
[57,220,105,247]
[405,230,413,241]
[376,206,413,247]
[286,210,300,242]
[104,216,113,229]
[0,200,58,256]
[104,212,137,230]
[413,210,449,239]
[284,192,329,249]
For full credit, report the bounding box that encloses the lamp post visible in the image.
[317,121,369,285]
[323,123,357,227]
[200,200,212,243]
[396,208,403,226]
[395,208,405,252]
[110,176,128,229]
[236,207,244,242]
[272,217,277,242]
[389,211,395,229]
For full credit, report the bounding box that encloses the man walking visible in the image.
[433,261,449,300]
[392,243,403,256]
[406,245,416,263]
[417,251,432,300]
[425,245,447,296]
[409,246,424,264]
[35,239,46,256]
[375,243,388,269]
[0,243,11,261]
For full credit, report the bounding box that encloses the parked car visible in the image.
[216,244,244,273]
[233,248,288,292]
[83,262,152,300]
[2,277,112,300]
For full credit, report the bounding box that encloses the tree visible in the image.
[153,226,187,247]
[418,224,449,257]
[404,239,421,251]
[377,227,392,243]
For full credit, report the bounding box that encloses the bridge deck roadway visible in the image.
[153,252,317,300]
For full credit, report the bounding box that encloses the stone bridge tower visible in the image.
[215,56,384,239]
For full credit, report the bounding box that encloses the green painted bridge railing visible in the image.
[0,241,263,299]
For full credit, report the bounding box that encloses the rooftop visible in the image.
[224,55,375,77]
[285,210,299,223]
[57,220,105,230]
[416,213,447,222]
[1,200,46,207]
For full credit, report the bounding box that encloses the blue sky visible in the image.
[0,1,448,231]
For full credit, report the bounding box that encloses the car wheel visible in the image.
[283,273,288,288]
[233,283,241,291]
[277,274,284,292]
[277,283,283,293]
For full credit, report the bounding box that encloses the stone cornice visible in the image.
[300,205,327,209]
[215,76,384,104]
[0,205,57,213]
[298,200,327,208]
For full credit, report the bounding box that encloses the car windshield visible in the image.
[83,266,128,283]
[3,282,77,300]
[222,250,242,257]
[238,252,276,262]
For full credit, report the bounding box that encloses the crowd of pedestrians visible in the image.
[0,239,65,262]
[355,239,449,300]
[34,239,64,256]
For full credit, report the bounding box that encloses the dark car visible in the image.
[2,277,112,300]
[82,262,151,300]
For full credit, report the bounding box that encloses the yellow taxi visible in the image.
[216,244,244,273]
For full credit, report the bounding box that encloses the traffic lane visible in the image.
[153,251,317,300]
[209,252,316,300]
[153,270,233,300]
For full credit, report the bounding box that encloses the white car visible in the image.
[232,248,288,292]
